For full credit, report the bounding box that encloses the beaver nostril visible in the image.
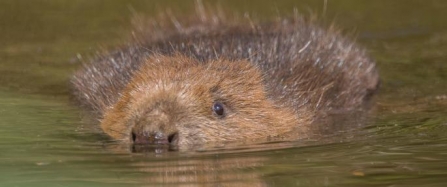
[168,132,178,144]
[131,131,137,143]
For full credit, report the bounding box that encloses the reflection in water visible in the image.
[136,154,266,186]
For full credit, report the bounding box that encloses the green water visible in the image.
[1,0,446,186]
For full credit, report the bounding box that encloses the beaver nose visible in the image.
[131,130,178,145]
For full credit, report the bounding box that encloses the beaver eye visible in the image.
[212,102,225,117]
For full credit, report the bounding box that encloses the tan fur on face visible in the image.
[100,55,311,147]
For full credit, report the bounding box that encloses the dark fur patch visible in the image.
[71,8,379,120]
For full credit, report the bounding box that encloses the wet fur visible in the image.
[71,7,379,147]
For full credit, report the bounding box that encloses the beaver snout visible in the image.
[130,104,180,145]
[131,130,179,145]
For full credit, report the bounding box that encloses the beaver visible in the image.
[71,10,379,149]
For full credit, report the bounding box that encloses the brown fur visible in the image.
[70,8,379,149]
[101,55,309,147]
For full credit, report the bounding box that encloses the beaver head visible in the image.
[100,55,309,148]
